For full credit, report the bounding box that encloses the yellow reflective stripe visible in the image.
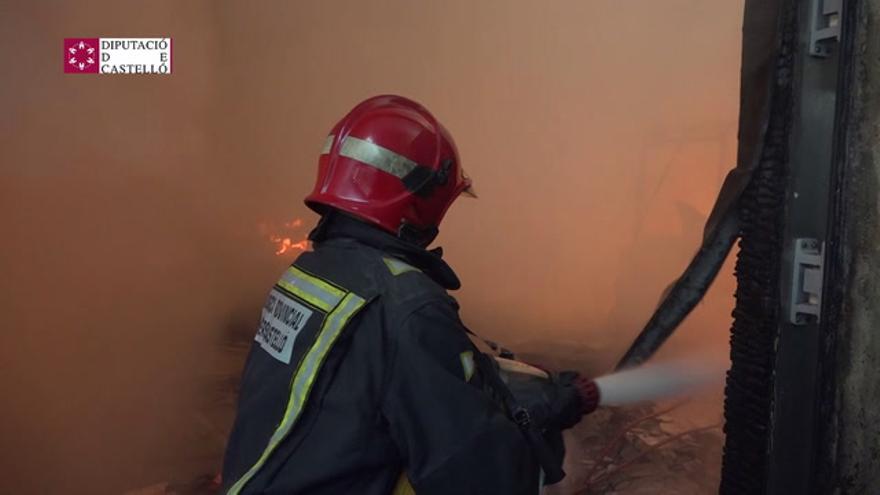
[383,257,420,276]
[227,291,368,495]
[459,351,475,382]
[391,472,416,495]
[276,266,346,312]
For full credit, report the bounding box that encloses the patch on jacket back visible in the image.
[256,288,314,364]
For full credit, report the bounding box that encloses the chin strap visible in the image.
[401,158,453,198]
[396,157,453,248]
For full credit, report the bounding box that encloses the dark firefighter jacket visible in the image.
[221,213,544,495]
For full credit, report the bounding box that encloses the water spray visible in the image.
[497,356,724,412]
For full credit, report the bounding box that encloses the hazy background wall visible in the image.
[0,1,742,493]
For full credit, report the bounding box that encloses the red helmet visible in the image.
[305,95,474,242]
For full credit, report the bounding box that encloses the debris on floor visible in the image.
[548,402,723,495]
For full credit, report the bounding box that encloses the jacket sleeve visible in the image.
[382,298,542,495]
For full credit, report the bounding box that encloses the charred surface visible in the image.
[720,1,796,493]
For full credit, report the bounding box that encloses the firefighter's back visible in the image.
[222,235,450,495]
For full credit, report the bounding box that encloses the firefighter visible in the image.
[221,95,600,495]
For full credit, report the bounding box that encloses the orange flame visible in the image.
[263,217,310,256]
[270,235,309,255]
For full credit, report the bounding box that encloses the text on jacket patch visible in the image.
[256,288,314,364]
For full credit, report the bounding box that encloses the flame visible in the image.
[263,217,310,256]
[270,235,309,255]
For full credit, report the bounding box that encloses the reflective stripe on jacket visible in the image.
[221,214,542,494]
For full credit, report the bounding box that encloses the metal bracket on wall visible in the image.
[789,238,825,324]
[810,0,841,57]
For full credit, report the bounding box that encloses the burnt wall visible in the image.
[830,0,880,491]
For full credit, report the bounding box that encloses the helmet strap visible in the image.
[402,159,453,198]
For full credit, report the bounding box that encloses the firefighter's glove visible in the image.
[550,372,600,430]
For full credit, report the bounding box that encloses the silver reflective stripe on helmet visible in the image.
[320,135,334,155]
[338,136,421,179]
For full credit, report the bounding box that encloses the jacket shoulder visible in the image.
[377,256,453,307]
[296,239,455,310]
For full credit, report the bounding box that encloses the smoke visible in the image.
[0,0,743,493]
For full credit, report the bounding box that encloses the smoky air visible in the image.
[0,1,743,493]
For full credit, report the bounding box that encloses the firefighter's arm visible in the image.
[382,299,542,495]
[498,360,601,433]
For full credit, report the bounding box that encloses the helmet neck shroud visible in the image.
[308,210,461,290]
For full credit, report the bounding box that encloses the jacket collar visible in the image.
[308,212,462,290]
